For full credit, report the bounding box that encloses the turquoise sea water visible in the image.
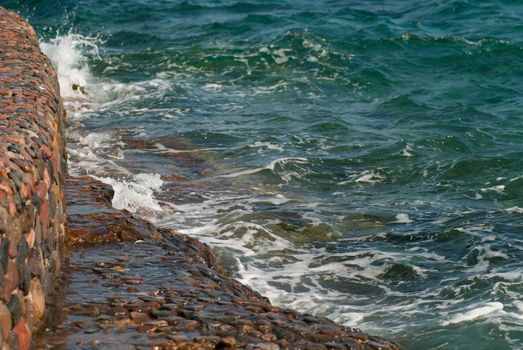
[4,0,523,348]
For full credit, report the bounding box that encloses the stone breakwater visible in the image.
[0,6,66,350]
[0,6,402,350]
[35,176,402,350]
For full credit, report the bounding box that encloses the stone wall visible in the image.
[0,6,67,349]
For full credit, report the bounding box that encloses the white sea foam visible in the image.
[442,302,504,326]
[480,184,505,193]
[466,243,509,273]
[41,33,99,100]
[219,157,308,181]
[338,170,386,185]
[203,83,222,90]
[252,81,288,95]
[395,213,413,223]
[272,48,293,64]
[355,171,385,184]
[456,225,494,237]
[506,206,523,213]
[401,143,414,157]
[248,141,284,152]
[514,300,523,313]
[43,33,175,116]
[94,173,164,214]
[42,33,168,218]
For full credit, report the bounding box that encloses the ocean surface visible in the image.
[4,0,523,348]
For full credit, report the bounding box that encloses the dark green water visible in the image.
[4,0,523,348]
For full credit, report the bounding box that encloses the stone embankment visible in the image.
[0,6,66,350]
[0,6,402,350]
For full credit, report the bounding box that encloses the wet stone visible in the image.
[29,175,402,349]
[146,320,169,328]
[28,279,45,319]
[0,240,9,271]
[8,238,17,259]
[151,309,172,319]
[13,318,30,350]
[325,344,347,350]
[18,264,31,295]
[7,143,19,153]
[130,311,150,323]
[49,250,60,275]
[216,336,238,349]
[27,250,42,277]
[7,294,21,327]
[0,303,11,341]
[110,306,129,320]
[160,303,178,311]
[122,277,144,285]
[68,304,102,317]
[124,299,144,309]
[4,259,19,301]
[254,343,280,350]
[97,315,114,324]
[84,324,102,334]
[8,331,19,350]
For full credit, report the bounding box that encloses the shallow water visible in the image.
[4,0,523,348]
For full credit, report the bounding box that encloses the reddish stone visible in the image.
[130,311,150,324]
[219,336,238,349]
[254,343,280,350]
[25,229,35,250]
[122,277,144,285]
[19,182,28,200]
[0,182,11,195]
[0,303,11,341]
[29,279,45,319]
[34,181,47,201]
[3,259,19,301]
[8,200,16,217]
[42,168,50,188]
[8,239,17,259]
[13,318,30,350]
[39,201,49,238]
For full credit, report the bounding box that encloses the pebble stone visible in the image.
[28,279,45,319]
[0,303,11,341]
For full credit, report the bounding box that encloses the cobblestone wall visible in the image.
[0,6,66,350]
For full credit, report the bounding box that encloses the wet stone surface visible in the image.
[33,176,402,349]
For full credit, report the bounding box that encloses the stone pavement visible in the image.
[33,176,402,350]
